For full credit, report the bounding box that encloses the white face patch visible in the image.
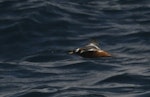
[75,48,80,53]
[80,50,84,54]
[75,48,85,54]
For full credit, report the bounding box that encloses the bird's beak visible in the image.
[68,50,74,54]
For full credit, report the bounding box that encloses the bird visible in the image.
[69,40,111,58]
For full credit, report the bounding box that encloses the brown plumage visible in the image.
[69,41,111,58]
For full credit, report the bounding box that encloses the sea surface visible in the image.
[0,0,150,97]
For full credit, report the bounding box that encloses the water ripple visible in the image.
[0,0,150,97]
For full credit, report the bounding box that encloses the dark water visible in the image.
[0,0,150,97]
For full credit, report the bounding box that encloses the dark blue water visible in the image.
[0,0,150,97]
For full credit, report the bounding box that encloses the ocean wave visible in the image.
[0,0,150,97]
